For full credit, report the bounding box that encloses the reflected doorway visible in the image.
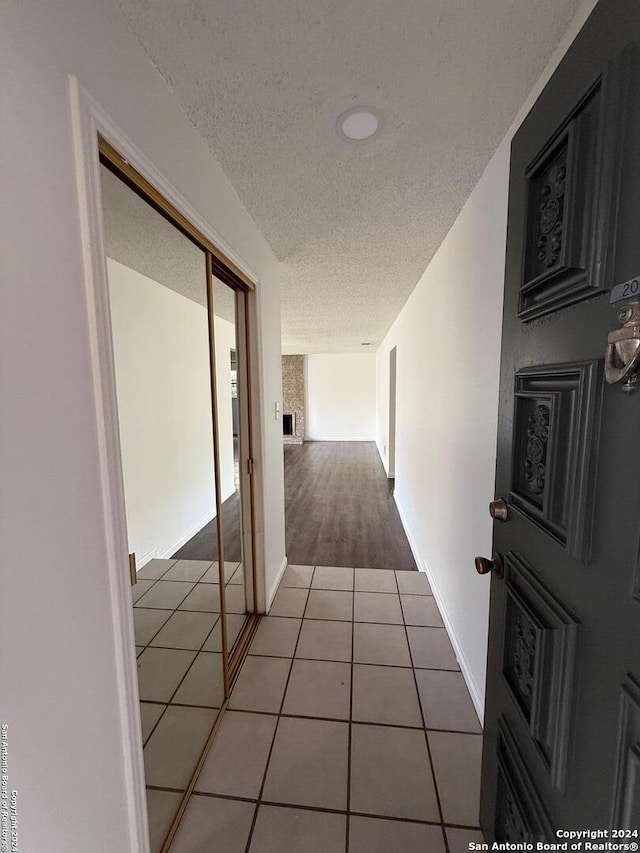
[98,138,260,852]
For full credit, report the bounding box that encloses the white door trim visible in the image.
[68,76,260,853]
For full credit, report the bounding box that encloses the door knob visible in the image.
[489,498,508,522]
[475,551,504,579]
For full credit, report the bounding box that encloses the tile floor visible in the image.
[156,564,484,853]
[132,556,248,843]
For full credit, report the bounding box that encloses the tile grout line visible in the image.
[130,559,176,605]
[139,567,246,749]
[283,582,432,597]
[395,569,451,853]
[247,611,446,628]
[154,567,482,842]
[135,574,244,612]
[134,558,239,599]
[240,566,315,853]
[135,557,210,589]
[346,567,356,853]
[137,564,215,748]
[247,653,459,672]
[183,788,482,832]
[142,595,221,711]
[212,704,480,736]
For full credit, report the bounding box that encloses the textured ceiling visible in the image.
[117,0,583,352]
[100,164,236,322]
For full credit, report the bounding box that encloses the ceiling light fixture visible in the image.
[338,109,379,141]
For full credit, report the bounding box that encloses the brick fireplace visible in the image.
[282,355,305,444]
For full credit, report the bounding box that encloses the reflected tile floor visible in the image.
[167,566,484,853]
[131,557,249,848]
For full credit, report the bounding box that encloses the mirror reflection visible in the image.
[100,163,226,849]
[212,274,253,654]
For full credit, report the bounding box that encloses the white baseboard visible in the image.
[136,487,236,565]
[267,555,288,612]
[221,485,237,504]
[393,494,485,727]
[159,510,217,559]
[306,437,375,442]
[136,547,158,570]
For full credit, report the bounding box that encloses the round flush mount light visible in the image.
[338,108,379,141]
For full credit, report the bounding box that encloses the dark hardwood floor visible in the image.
[285,441,417,570]
[173,441,416,570]
[171,493,242,562]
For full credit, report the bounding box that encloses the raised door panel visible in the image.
[611,676,640,829]
[519,48,633,321]
[495,717,554,843]
[509,362,602,561]
[501,554,578,791]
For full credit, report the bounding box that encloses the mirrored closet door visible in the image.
[98,139,259,852]
[210,272,256,672]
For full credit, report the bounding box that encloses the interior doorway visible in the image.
[388,346,397,479]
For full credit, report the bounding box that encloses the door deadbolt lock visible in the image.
[605,299,640,392]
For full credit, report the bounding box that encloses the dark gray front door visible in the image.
[481,0,640,839]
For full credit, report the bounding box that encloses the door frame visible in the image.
[388,346,397,478]
[69,76,266,853]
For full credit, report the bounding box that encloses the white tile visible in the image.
[136,647,196,702]
[311,566,354,591]
[354,592,403,624]
[350,724,439,821]
[407,626,459,670]
[144,705,216,789]
[135,580,195,610]
[150,611,219,650]
[161,559,212,582]
[171,795,254,853]
[250,617,301,657]
[251,805,345,853]
[350,816,445,853]
[146,789,182,853]
[400,594,444,627]
[395,571,431,595]
[195,711,277,799]
[280,565,314,588]
[429,731,482,826]
[354,568,397,593]
[296,620,352,662]
[353,623,411,667]
[415,669,481,732]
[283,659,351,719]
[269,586,308,617]
[352,664,422,727]
[263,717,349,810]
[305,589,353,621]
[137,558,176,580]
[229,656,291,713]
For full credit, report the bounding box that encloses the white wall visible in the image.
[375,0,598,720]
[108,259,238,565]
[306,353,376,441]
[376,152,506,718]
[212,313,238,508]
[0,3,285,851]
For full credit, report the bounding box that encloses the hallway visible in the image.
[285,441,416,569]
[151,564,483,852]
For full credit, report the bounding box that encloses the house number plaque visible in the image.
[610,276,640,305]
